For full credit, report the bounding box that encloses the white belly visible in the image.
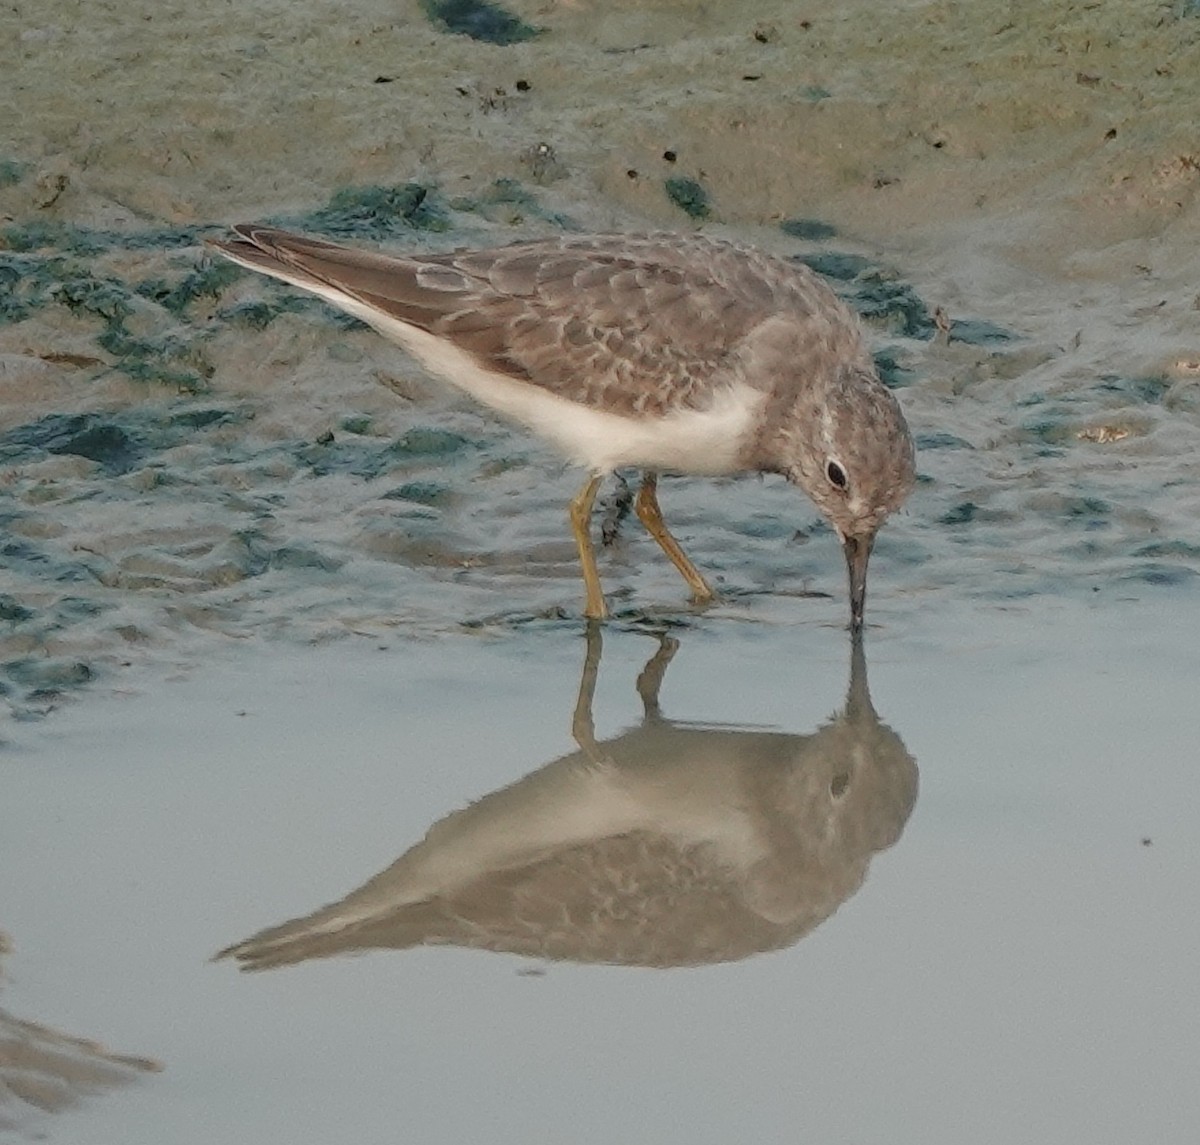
[337,295,762,475]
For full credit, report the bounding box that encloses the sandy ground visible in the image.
[7,0,1200,254]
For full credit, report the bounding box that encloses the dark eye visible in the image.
[825,459,848,489]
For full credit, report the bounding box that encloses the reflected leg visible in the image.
[635,633,680,721]
[571,621,603,749]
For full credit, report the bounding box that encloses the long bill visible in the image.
[842,532,876,631]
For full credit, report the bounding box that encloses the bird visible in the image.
[210,226,916,626]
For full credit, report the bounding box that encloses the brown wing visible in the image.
[213,227,838,416]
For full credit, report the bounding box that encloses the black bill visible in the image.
[842,533,876,631]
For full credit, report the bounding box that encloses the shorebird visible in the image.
[212,227,916,626]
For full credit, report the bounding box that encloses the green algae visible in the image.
[449,178,575,228]
[949,318,1014,346]
[0,414,143,475]
[664,177,711,220]
[382,481,453,507]
[217,299,277,330]
[0,252,67,323]
[780,218,837,241]
[279,184,450,239]
[0,159,27,187]
[136,260,241,315]
[388,427,474,458]
[55,272,135,324]
[797,252,874,281]
[0,406,244,476]
[1094,374,1171,404]
[58,268,214,391]
[940,502,980,526]
[873,348,920,389]
[849,272,935,338]
[1,220,108,255]
[917,432,974,451]
[420,0,540,44]
[0,595,35,623]
[268,546,344,573]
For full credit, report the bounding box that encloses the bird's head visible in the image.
[784,367,916,628]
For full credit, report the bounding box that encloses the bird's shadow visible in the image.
[215,628,918,971]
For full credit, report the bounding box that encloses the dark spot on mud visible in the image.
[917,432,974,451]
[389,427,473,458]
[1,414,142,475]
[0,158,28,187]
[0,596,35,623]
[420,0,540,45]
[1124,563,1199,586]
[382,481,453,507]
[873,348,920,389]
[268,546,344,573]
[450,178,574,228]
[217,299,277,330]
[664,177,711,220]
[3,658,94,694]
[136,260,241,315]
[940,502,979,526]
[780,218,837,241]
[948,318,1014,346]
[797,251,874,281]
[1095,374,1171,404]
[279,184,449,239]
[848,273,935,338]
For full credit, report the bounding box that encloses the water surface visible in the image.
[3,601,1196,1143]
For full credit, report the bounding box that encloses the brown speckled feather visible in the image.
[215,227,861,417]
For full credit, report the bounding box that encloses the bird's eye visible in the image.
[825,459,848,489]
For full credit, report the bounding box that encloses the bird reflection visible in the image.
[217,630,917,972]
[0,931,161,1135]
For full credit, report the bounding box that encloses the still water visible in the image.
[3,598,1196,1144]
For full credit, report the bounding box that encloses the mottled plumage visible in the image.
[212,226,916,624]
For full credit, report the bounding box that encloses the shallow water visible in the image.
[3,602,1199,1144]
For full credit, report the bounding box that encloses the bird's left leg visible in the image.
[634,471,715,604]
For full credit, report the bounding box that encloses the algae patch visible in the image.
[420,0,540,45]
[664,177,711,220]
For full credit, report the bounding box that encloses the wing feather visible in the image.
[212,227,843,416]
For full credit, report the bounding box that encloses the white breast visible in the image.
[339,299,765,476]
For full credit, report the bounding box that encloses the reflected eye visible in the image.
[825,459,848,490]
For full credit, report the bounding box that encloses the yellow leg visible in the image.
[635,472,714,604]
[568,474,607,620]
